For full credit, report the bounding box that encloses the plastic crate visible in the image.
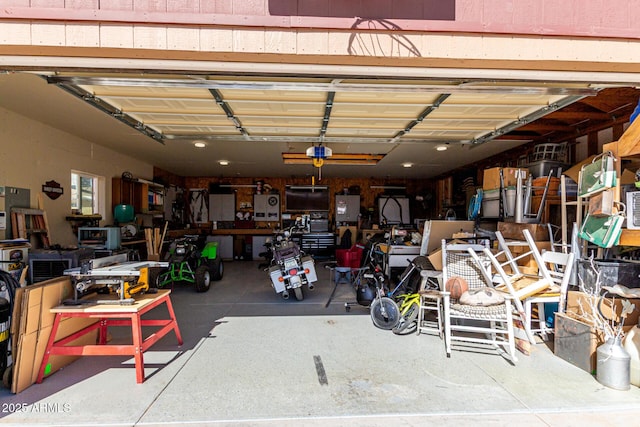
[532,143,567,162]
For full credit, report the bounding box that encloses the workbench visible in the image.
[36,289,182,384]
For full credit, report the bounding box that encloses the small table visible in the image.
[36,289,183,384]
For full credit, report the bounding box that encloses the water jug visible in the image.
[623,325,640,387]
[597,336,631,391]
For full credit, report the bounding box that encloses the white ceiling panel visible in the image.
[2,70,618,178]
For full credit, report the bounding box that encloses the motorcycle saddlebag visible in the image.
[301,255,318,282]
[269,265,286,293]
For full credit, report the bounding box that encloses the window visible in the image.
[71,171,104,216]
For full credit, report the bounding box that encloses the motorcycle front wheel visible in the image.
[370,297,400,330]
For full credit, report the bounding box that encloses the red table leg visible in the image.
[131,312,145,384]
[37,291,183,384]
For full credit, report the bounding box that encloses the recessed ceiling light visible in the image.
[436,145,448,151]
[194,141,206,148]
[402,162,413,168]
[219,160,229,166]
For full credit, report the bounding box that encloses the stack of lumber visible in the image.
[144,221,168,260]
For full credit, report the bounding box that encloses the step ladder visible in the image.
[11,207,51,248]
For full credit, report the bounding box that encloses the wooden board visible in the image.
[615,115,640,158]
[419,220,475,255]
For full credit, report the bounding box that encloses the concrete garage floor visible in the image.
[2,259,640,426]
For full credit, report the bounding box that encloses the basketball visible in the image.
[445,276,469,299]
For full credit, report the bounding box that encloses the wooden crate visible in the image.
[554,312,600,374]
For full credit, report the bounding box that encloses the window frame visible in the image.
[71,170,106,217]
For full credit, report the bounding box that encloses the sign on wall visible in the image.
[42,180,63,200]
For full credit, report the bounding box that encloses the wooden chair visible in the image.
[441,240,517,363]
[482,229,556,345]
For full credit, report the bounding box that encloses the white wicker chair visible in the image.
[441,240,517,363]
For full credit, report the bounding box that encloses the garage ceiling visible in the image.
[1,70,639,179]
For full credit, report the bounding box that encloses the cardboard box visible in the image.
[420,220,475,255]
[497,222,550,241]
[621,169,638,186]
[428,248,443,271]
[505,240,552,273]
[588,189,614,216]
[563,155,597,185]
[11,277,98,394]
[566,290,640,326]
[482,167,528,190]
[427,238,469,271]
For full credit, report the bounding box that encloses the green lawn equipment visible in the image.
[152,235,223,292]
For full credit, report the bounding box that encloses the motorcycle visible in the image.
[265,219,317,301]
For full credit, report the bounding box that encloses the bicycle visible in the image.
[366,264,400,330]
[388,256,434,335]
[391,291,421,334]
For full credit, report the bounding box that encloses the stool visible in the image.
[325,266,354,308]
[416,270,444,337]
[417,290,444,337]
[334,267,352,285]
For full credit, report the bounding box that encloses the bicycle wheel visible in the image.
[392,299,419,335]
[370,297,400,330]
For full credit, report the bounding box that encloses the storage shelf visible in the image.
[113,177,165,217]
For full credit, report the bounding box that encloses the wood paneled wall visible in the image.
[158,173,436,225]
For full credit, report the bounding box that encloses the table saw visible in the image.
[64,253,168,304]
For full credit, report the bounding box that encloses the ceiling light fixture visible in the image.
[402,163,413,168]
[219,160,229,166]
[436,145,448,151]
[194,141,206,148]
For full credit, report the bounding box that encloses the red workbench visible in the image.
[37,289,183,384]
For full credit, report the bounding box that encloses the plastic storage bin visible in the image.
[578,258,640,292]
[336,245,363,268]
